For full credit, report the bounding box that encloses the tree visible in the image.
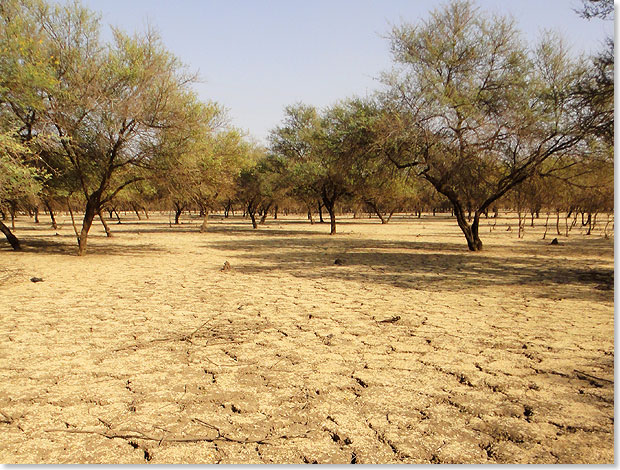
[0,130,46,249]
[576,0,613,20]
[1,0,210,255]
[194,128,251,232]
[234,144,271,229]
[150,101,228,227]
[574,0,614,146]
[380,0,591,251]
[270,100,377,235]
[269,104,324,226]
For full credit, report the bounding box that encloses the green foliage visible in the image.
[379,0,595,249]
[0,130,46,207]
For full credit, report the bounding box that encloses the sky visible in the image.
[78,0,613,144]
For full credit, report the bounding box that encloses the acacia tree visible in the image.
[0,131,46,249]
[1,0,209,255]
[194,129,252,232]
[150,101,227,227]
[379,1,591,251]
[271,100,380,235]
[234,145,273,229]
[269,104,324,225]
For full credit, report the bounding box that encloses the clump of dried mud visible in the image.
[0,212,614,463]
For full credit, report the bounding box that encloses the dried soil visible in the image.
[0,212,614,463]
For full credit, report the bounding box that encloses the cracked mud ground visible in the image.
[0,214,614,463]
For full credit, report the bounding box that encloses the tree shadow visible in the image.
[204,235,613,302]
[9,236,167,257]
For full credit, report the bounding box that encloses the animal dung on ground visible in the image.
[220,261,231,271]
[334,258,345,265]
[30,277,44,283]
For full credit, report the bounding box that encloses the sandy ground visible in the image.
[0,210,614,464]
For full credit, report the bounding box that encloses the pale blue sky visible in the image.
[80,0,613,143]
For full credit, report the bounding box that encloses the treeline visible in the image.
[0,0,613,254]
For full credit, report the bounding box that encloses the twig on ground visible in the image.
[113,314,223,352]
[0,409,14,424]
[44,423,310,446]
[574,369,613,385]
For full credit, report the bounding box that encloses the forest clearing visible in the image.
[0,212,613,463]
[0,0,614,464]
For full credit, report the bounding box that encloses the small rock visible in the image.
[334,258,345,265]
[220,261,231,271]
[550,238,559,245]
[30,277,44,283]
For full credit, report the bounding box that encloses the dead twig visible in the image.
[0,409,14,424]
[180,319,213,342]
[44,423,310,446]
[113,314,223,352]
[574,369,613,385]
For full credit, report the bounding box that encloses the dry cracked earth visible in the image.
[0,212,614,463]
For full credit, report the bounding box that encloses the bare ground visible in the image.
[0,212,614,463]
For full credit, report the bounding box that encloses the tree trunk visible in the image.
[259,203,272,224]
[323,200,337,235]
[249,211,257,229]
[368,201,389,224]
[44,199,58,230]
[200,212,209,232]
[317,201,324,223]
[454,205,482,251]
[587,213,598,235]
[113,209,122,224]
[10,201,16,230]
[174,204,182,225]
[98,210,112,237]
[542,212,550,239]
[274,205,278,220]
[78,197,99,256]
[555,210,561,235]
[34,206,39,224]
[0,219,20,250]
[132,204,142,220]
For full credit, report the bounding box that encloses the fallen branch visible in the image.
[574,369,613,385]
[45,423,310,446]
[113,314,223,352]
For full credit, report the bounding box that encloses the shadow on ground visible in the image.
[7,236,167,257]
[204,235,613,302]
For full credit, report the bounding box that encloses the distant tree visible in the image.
[194,128,251,232]
[380,1,592,251]
[269,104,324,225]
[235,146,271,229]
